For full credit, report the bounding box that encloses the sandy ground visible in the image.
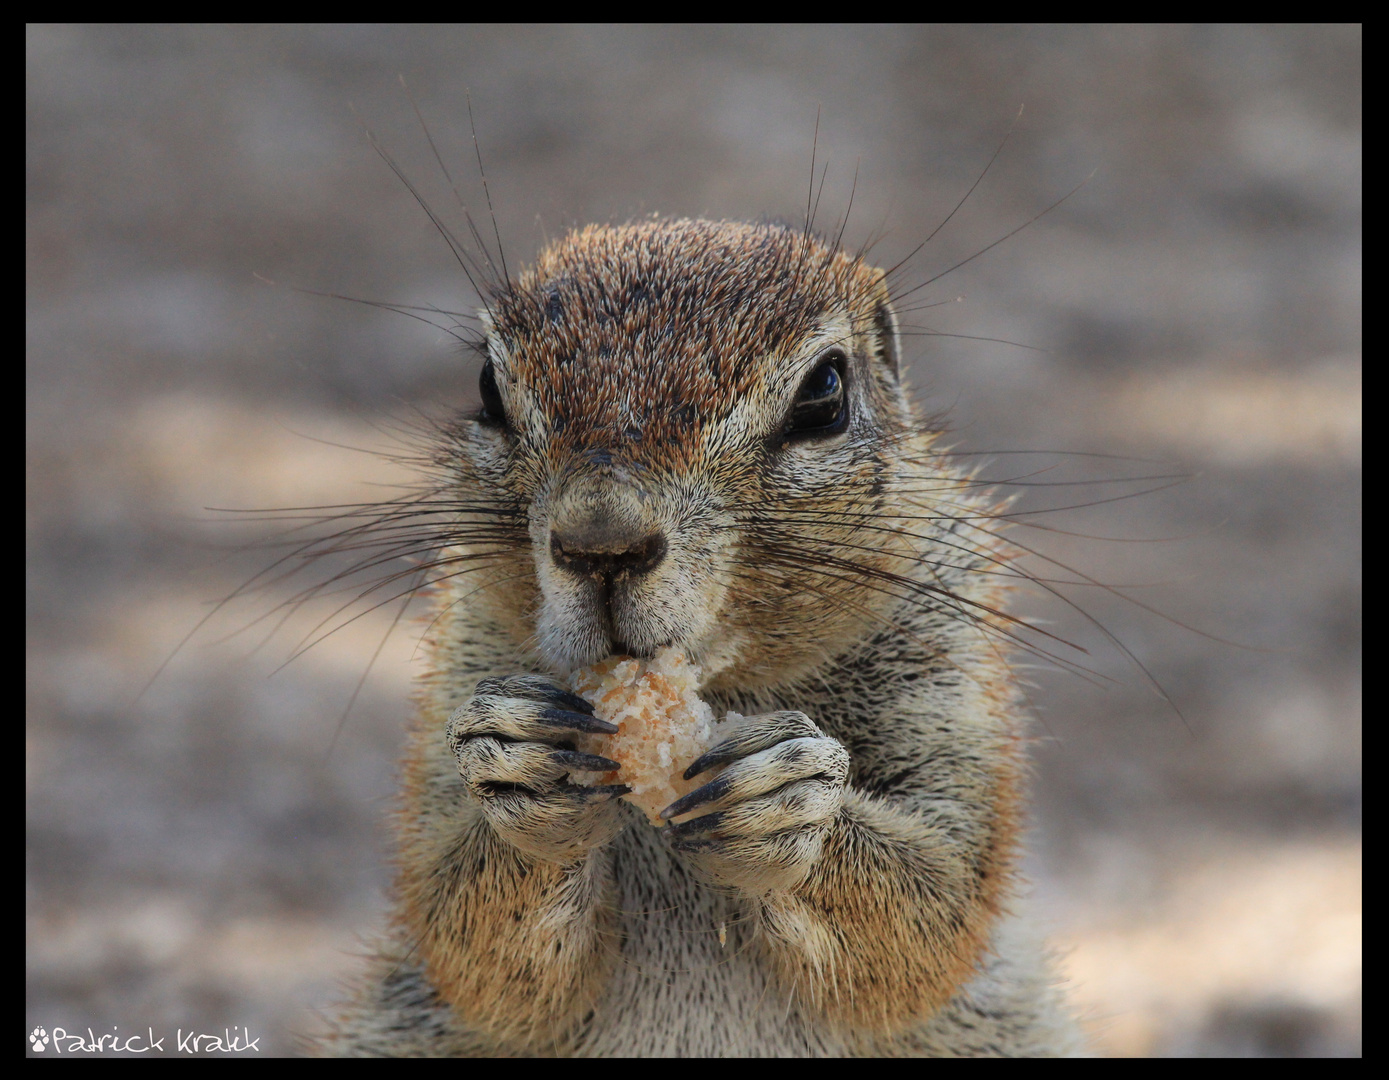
[27,26,1359,1056]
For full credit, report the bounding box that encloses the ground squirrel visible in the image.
[322,216,1084,1056]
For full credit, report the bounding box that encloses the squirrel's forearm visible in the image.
[757,788,1008,1031]
[393,723,618,1052]
[397,809,616,1051]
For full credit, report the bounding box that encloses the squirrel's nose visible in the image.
[550,521,667,582]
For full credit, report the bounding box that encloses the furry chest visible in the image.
[573,811,842,1057]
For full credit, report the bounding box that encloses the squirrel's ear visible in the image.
[872,302,900,379]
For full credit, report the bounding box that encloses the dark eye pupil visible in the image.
[804,363,838,399]
[478,360,506,425]
[786,356,846,435]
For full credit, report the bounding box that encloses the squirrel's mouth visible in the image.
[594,585,679,662]
[532,512,731,676]
[609,639,657,660]
[535,583,694,672]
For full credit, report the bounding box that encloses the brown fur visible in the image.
[321,219,1082,1056]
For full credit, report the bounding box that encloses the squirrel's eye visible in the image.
[785,351,848,436]
[478,360,507,426]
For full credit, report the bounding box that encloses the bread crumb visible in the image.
[568,647,727,824]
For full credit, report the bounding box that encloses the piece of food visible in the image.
[568,647,726,824]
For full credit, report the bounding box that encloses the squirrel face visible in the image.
[451,218,926,687]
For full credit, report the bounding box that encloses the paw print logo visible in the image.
[29,1026,50,1051]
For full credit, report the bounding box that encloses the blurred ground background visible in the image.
[27,25,1360,1056]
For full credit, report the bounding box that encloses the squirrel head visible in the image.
[448,218,936,686]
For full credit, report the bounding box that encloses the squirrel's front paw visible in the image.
[661,710,849,894]
[447,675,629,863]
